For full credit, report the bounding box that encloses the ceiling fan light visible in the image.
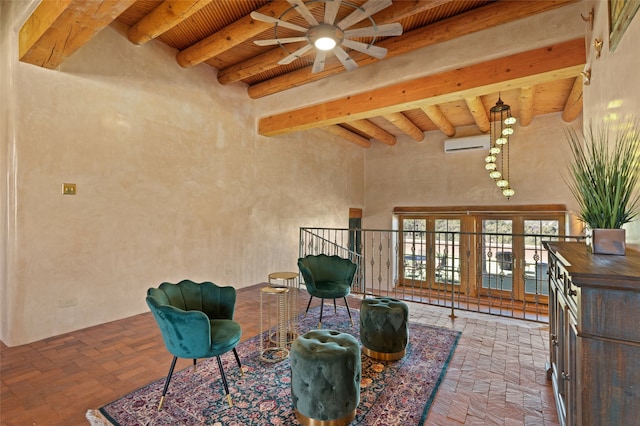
[308,24,342,51]
[315,36,336,50]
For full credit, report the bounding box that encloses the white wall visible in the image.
[1,6,364,346]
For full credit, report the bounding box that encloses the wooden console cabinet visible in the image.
[544,241,640,426]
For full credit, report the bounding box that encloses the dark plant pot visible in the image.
[592,228,626,255]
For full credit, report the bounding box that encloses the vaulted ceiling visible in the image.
[18,0,586,147]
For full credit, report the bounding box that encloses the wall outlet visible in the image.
[62,183,76,195]
[59,297,78,308]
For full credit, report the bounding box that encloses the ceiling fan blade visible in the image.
[344,22,403,38]
[278,44,314,65]
[312,50,327,73]
[342,39,388,59]
[337,0,392,30]
[287,0,319,26]
[250,11,308,33]
[254,36,309,46]
[324,0,342,25]
[333,46,358,71]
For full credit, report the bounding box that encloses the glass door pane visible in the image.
[402,218,427,282]
[523,219,560,298]
[434,219,461,285]
[481,219,513,293]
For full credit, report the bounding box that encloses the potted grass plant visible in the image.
[565,120,640,255]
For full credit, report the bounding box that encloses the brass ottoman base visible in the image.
[294,408,357,426]
[362,346,406,361]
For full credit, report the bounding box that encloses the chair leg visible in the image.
[158,356,178,411]
[304,295,313,317]
[193,358,197,372]
[232,348,244,376]
[318,299,324,329]
[333,298,337,313]
[216,355,233,407]
[344,297,354,326]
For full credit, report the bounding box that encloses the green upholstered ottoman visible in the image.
[360,297,409,361]
[290,329,361,426]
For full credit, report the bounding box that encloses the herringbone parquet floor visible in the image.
[0,283,558,425]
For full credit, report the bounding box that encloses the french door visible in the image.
[478,216,561,302]
[398,208,563,304]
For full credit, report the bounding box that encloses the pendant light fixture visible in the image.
[485,96,516,198]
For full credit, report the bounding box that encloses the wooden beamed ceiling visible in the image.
[18,0,586,148]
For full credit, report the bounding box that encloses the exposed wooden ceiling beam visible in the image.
[562,77,583,122]
[247,0,577,98]
[176,2,320,68]
[383,113,425,142]
[128,0,214,45]
[465,97,490,133]
[258,39,586,137]
[217,0,453,86]
[218,41,308,85]
[421,105,455,137]
[347,120,397,146]
[324,126,371,148]
[518,86,535,126]
[19,0,136,69]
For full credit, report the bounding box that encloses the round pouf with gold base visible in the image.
[360,297,409,361]
[290,330,361,426]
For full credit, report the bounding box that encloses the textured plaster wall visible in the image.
[363,115,581,230]
[582,0,640,245]
[1,7,363,346]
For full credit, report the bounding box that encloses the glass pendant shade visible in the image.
[485,155,496,163]
[496,179,509,187]
[489,147,501,154]
[485,162,497,170]
[502,188,515,197]
[490,171,502,179]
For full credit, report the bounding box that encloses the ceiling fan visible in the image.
[251,0,403,73]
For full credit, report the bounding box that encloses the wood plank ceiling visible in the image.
[18,0,586,148]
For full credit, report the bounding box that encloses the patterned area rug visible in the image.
[87,305,460,426]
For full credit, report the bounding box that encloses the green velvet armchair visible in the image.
[146,280,243,410]
[297,254,358,328]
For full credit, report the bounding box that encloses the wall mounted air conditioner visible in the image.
[443,135,489,153]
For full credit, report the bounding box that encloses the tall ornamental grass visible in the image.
[565,121,640,229]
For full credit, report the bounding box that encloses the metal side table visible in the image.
[259,286,289,362]
[268,271,299,344]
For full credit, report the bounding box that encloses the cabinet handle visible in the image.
[561,372,571,381]
[569,289,577,296]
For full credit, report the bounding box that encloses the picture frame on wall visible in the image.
[609,0,640,52]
